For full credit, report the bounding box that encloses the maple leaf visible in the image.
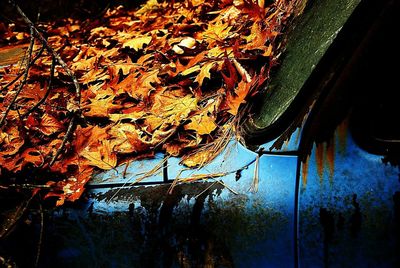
[185,113,217,135]
[80,140,117,170]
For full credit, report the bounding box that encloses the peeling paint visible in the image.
[326,138,335,184]
[316,143,325,182]
[337,119,348,155]
[302,155,310,188]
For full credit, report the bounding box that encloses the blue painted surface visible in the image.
[298,129,400,267]
[89,152,166,185]
[81,141,298,267]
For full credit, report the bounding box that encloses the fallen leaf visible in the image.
[80,140,117,170]
[185,113,217,135]
[195,61,216,86]
[226,80,252,115]
[122,36,152,51]
[37,114,64,136]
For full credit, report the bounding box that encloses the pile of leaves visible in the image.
[0,0,302,205]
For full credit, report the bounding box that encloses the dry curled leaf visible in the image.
[0,0,302,204]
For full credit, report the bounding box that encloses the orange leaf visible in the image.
[80,140,117,170]
[37,114,64,136]
[226,80,251,115]
[0,127,24,156]
[185,114,217,135]
[21,148,44,167]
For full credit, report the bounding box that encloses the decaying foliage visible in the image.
[0,0,303,205]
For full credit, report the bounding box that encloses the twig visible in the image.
[194,181,218,199]
[49,115,75,166]
[0,45,45,92]
[23,55,56,117]
[0,26,35,129]
[8,1,82,165]
[34,198,43,268]
[250,154,260,193]
[0,191,37,239]
[8,184,51,189]
[122,160,131,179]
[9,0,81,105]
[107,156,169,202]
[217,180,238,195]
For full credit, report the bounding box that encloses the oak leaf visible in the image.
[195,62,216,86]
[226,80,251,115]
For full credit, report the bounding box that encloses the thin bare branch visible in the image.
[22,55,56,117]
[0,26,35,129]
[49,115,76,166]
[9,0,81,106]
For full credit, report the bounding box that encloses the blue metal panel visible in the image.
[261,128,302,152]
[40,142,298,267]
[89,152,166,186]
[298,127,400,267]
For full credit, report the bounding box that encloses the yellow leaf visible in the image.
[81,140,117,170]
[182,149,215,167]
[195,62,216,86]
[122,36,152,51]
[109,123,149,154]
[185,113,217,135]
[162,95,198,122]
[232,58,252,83]
[109,111,145,122]
[83,91,121,117]
[172,45,184,54]
[181,65,201,76]
[207,47,233,59]
[178,37,197,48]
